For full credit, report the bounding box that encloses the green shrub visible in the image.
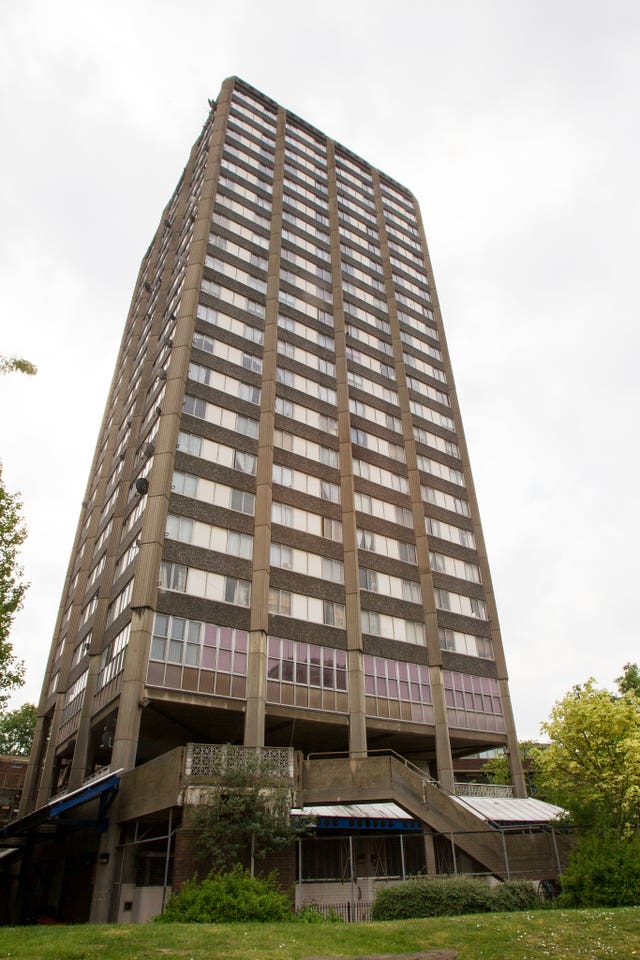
[295,904,343,923]
[559,833,640,907]
[156,865,293,923]
[371,876,540,920]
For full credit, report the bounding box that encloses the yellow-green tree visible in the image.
[537,679,640,834]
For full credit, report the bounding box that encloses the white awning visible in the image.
[453,795,564,824]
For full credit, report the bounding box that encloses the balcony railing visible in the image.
[454,781,514,798]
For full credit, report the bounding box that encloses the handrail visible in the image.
[305,748,442,791]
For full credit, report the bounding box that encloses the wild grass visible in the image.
[0,905,639,960]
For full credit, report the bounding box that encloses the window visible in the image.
[271,544,293,569]
[230,489,255,515]
[233,450,257,474]
[227,530,253,559]
[224,577,251,605]
[398,541,417,564]
[273,464,294,487]
[269,588,292,616]
[359,567,378,592]
[321,557,344,583]
[159,562,187,591]
[322,517,342,541]
[358,529,375,550]
[323,601,346,628]
[236,414,258,438]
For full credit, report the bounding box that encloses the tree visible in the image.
[0,702,36,755]
[616,662,640,699]
[482,740,543,796]
[194,751,311,874]
[537,679,640,834]
[0,467,28,709]
[0,356,37,376]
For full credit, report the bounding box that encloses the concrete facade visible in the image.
[12,77,534,922]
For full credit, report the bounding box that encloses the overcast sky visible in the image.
[1,0,639,740]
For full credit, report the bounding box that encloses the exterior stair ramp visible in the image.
[301,752,564,880]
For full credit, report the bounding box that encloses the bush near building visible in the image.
[155,866,293,923]
[370,876,540,920]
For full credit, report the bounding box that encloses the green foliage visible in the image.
[370,875,540,920]
[559,832,640,907]
[0,702,36,755]
[156,865,292,923]
[0,468,28,709]
[616,662,640,698]
[295,904,343,923]
[0,356,37,376]
[193,750,309,873]
[482,741,544,796]
[537,679,640,833]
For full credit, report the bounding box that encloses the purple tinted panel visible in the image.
[309,646,321,666]
[445,689,455,707]
[388,679,398,698]
[408,663,419,681]
[283,639,295,661]
[204,624,218,647]
[374,658,387,678]
[220,627,233,649]
[397,661,408,681]
[399,681,410,700]
[336,650,347,669]
[268,659,280,679]
[296,662,308,684]
[268,636,279,657]
[443,670,452,686]
[233,652,246,674]
[419,665,430,683]
[464,692,474,709]
[323,648,334,668]
[472,675,482,693]
[410,682,420,700]
[235,631,247,651]
[146,662,164,685]
[336,669,347,690]
[463,675,473,692]
[455,690,465,708]
[421,684,432,703]
[365,675,375,694]
[376,676,387,696]
[309,664,321,686]
[296,642,309,664]
[481,676,492,694]
[363,655,374,673]
[322,666,334,687]
[202,647,216,669]
[282,659,294,682]
[218,650,232,672]
[154,614,169,637]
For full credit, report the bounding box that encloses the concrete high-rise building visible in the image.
[6,77,562,924]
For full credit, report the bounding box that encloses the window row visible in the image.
[439,627,493,660]
[270,542,344,583]
[212,210,270,249]
[165,514,253,559]
[200,275,265,318]
[151,613,248,672]
[351,427,405,462]
[183,395,259,439]
[274,428,338,469]
[417,456,465,487]
[188,363,261,405]
[410,399,455,433]
[350,397,402,433]
[268,588,345,628]
[209,232,268,272]
[171,470,256,515]
[435,589,487,620]
[272,463,340,503]
[354,491,413,528]
[361,610,426,646]
[346,346,395,381]
[278,338,335,378]
[273,501,342,542]
[346,322,392,358]
[275,396,337,435]
[276,367,336,405]
[348,370,398,406]
[430,551,481,583]
[426,515,476,549]
[177,430,257,475]
[422,484,469,517]
[196,304,264,344]
[359,566,422,603]
[278,314,334,352]
[414,426,460,459]
[354,458,408,494]
[357,527,417,564]
[158,561,250,606]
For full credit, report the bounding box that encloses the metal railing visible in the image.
[454,781,514,798]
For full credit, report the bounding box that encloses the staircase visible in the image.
[301,753,562,880]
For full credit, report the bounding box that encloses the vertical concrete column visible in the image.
[244,105,286,748]
[371,171,455,791]
[423,827,437,875]
[411,194,526,796]
[326,141,367,757]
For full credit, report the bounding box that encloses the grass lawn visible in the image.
[0,907,639,960]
